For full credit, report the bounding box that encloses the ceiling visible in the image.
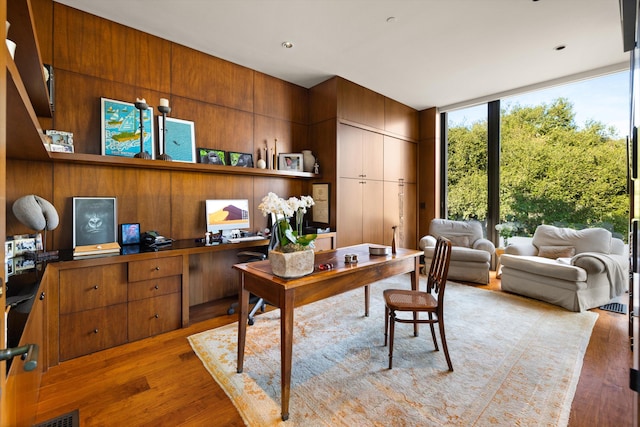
[54,0,629,112]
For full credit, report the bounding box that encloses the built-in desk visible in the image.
[42,232,336,367]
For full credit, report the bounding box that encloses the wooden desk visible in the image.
[234,244,423,421]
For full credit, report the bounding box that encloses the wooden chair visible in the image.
[383,236,453,370]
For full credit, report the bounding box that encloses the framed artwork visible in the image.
[6,258,13,278]
[101,97,155,158]
[198,148,226,165]
[229,151,253,167]
[278,153,303,171]
[5,240,14,259]
[158,117,196,163]
[73,197,118,247]
[120,223,141,245]
[312,183,330,224]
[13,237,36,256]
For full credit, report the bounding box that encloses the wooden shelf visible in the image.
[8,0,51,117]
[47,152,319,178]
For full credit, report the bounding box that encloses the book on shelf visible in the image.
[73,241,121,257]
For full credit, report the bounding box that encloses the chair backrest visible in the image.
[427,236,452,305]
[429,219,483,248]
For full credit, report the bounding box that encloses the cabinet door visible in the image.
[383,181,417,249]
[128,293,181,342]
[59,304,128,361]
[337,178,363,247]
[383,136,417,183]
[59,264,127,314]
[362,180,384,245]
[338,124,364,178]
[362,130,384,181]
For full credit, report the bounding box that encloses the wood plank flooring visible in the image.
[34,274,634,426]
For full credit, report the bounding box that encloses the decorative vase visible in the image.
[269,248,315,278]
[302,150,315,173]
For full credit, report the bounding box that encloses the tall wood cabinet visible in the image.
[310,77,419,249]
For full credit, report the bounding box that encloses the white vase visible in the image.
[302,150,315,172]
[269,248,315,278]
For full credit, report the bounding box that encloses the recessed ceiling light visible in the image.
[554,45,566,51]
[282,41,294,49]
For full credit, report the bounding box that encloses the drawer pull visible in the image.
[93,285,99,290]
[154,314,159,319]
[39,292,45,300]
[93,329,99,334]
[155,266,160,271]
[154,285,159,290]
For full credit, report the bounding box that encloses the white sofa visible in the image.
[420,219,495,285]
[500,225,627,312]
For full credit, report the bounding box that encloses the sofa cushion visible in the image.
[448,235,470,247]
[532,225,612,254]
[500,254,587,282]
[424,246,491,263]
[538,245,576,259]
[429,219,483,247]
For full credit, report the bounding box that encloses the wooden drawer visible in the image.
[128,275,181,301]
[59,264,128,314]
[128,256,182,282]
[127,293,181,342]
[59,304,128,361]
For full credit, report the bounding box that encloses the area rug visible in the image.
[188,276,598,426]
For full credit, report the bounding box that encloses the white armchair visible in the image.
[420,219,495,284]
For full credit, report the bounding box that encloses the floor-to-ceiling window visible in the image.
[444,71,629,245]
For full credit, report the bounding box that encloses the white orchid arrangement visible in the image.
[258,192,317,252]
[495,222,518,239]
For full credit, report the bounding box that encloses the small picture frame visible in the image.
[278,153,303,171]
[228,151,254,167]
[14,257,35,272]
[158,116,196,163]
[120,223,141,245]
[101,97,155,159]
[73,197,118,247]
[45,130,73,145]
[13,237,36,256]
[5,240,14,259]
[198,148,226,165]
[312,182,331,224]
[6,258,14,278]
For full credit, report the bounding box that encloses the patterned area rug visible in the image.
[188,276,598,426]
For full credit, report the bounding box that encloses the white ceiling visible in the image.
[54,0,629,111]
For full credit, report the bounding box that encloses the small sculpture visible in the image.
[313,161,319,174]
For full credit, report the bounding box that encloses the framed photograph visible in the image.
[101,97,155,159]
[5,240,14,259]
[278,153,303,171]
[158,117,196,163]
[6,258,14,278]
[120,223,141,245]
[228,151,253,167]
[73,197,118,247]
[14,257,35,272]
[312,183,330,224]
[198,148,226,165]
[14,237,36,256]
[45,130,73,145]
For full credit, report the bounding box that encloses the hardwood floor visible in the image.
[34,274,634,426]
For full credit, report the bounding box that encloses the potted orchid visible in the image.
[258,192,317,277]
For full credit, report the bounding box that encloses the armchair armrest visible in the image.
[505,243,537,256]
[572,255,606,274]
[419,235,437,250]
[473,238,495,254]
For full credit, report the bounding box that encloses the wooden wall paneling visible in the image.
[385,97,419,140]
[53,4,171,93]
[252,176,305,230]
[254,115,308,161]
[309,119,337,230]
[32,0,53,64]
[309,77,337,124]
[170,171,254,240]
[188,250,242,305]
[337,77,384,129]
[418,107,438,239]
[383,136,417,183]
[51,164,171,249]
[171,44,253,113]
[172,96,253,155]
[53,71,168,155]
[254,72,308,124]
[6,160,54,238]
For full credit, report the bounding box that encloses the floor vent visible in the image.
[599,302,627,314]
[34,409,79,427]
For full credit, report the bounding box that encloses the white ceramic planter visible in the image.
[269,249,315,278]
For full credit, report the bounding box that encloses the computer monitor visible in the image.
[205,199,251,237]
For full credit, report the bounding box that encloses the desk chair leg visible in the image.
[429,312,438,351]
[388,311,396,369]
[247,297,266,326]
[384,306,390,346]
[439,317,453,371]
